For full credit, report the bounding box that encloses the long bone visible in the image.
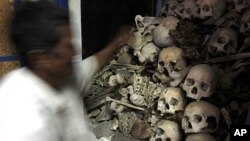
[106,96,145,111]
[208,52,250,63]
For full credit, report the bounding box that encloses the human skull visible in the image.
[160,0,181,17]
[137,42,160,63]
[182,101,220,133]
[183,64,216,100]
[208,27,238,56]
[178,0,199,19]
[195,0,226,22]
[157,87,186,115]
[185,133,216,141]
[135,15,161,33]
[227,0,250,13]
[150,120,182,141]
[240,10,250,36]
[157,46,186,74]
[153,16,179,47]
[215,12,240,28]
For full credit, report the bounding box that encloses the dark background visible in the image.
[82,0,156,58]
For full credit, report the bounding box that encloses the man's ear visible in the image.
[27,50,51,69]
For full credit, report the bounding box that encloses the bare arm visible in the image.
[94,25,131,70]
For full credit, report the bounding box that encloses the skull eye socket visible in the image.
[159,61,164,66]
[186,78,195,86]
[200,82,210,91]
[156,127,164,135]
[217,36,226,44]
[170,98,179,106]
[179,8,185,13]
[202,5,210,12]
[170,61,176,67]
[206,116,217,130]
[194,114,203,123]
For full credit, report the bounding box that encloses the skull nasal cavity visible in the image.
[186,8,192,14]
[165,103,170,110]
[210,46,218,53]
[191,87,198,94]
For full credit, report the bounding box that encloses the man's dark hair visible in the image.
[10,0,69,67]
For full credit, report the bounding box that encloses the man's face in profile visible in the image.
[46,24,76,84]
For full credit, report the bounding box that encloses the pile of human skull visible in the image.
[85,0,250,141]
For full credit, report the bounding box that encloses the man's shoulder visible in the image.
[0,68,27,87]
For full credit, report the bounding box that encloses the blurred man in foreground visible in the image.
[0,1,131,141]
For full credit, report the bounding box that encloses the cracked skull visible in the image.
[156,46,188,86]
[208,27,238,56]
[157,87,186,115]
[183,64,216,100]
[153,16,179,48]
[150,120,182,141]
[182,101,220,133]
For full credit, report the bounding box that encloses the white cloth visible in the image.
[0,55,106,141]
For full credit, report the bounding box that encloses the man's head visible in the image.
[10,1,75,88]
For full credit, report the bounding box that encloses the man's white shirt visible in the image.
[0,55,106,141]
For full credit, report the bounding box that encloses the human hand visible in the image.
[112,25,132,47]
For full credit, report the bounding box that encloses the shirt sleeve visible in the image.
[73,55,99,97]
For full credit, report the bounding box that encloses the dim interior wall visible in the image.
[82,0,155,59]
[69,0,82,56]
[155,0,167,16]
